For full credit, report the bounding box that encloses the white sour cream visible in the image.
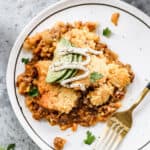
[51,47,102,90]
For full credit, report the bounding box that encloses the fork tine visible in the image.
[109,128,124,150]
[94,125,110,149]
[94,125,109,150]
[94,123,117,150]
[104,125,120,150]
[102,124,117,150]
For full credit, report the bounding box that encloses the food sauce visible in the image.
[51,47,102,90]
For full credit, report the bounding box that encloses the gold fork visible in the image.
[94,82,150,150]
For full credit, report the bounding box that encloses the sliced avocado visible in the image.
[71,54,82,77]
[46,54,72,83]
[46,38,73,83]
[53,38,72,60]
[59,54,82,82]
[57,38,71,49]
[57,54,78,82]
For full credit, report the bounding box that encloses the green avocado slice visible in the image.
[71,54,82,77]
[57,54,78,82]
[59,54,82,82]
[46,55,72,83]
[46,38,73,83]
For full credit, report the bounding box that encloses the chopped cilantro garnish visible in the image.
[103,27,112,37]
[28,86,39,97]
[90,72,103,83]
[0,147,5,150]
[84,131,96,145]
[0,144,16,150]
[7,144,16,150]
[21,58,29,64]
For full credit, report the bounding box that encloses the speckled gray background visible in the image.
[0,0,150,149]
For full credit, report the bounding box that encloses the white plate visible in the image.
[6,0,150,150]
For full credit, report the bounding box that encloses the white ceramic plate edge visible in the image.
[6,0,150,149]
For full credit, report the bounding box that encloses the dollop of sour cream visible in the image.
[51,47,102,90]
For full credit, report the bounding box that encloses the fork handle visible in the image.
[129,82,150,112]
[147,82,150,89]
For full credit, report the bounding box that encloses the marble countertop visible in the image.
[0,0,150,149]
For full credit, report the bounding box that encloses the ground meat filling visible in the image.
[17,21,134,130]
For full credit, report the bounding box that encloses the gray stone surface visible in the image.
[0,0,149,149]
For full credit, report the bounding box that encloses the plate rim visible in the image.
[6,0,150,149]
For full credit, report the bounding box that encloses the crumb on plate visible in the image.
[111,12,120,26]
[54,137,66,150]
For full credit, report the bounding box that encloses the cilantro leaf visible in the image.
[28,86,39,97]
[90,72,103,83]
[7,144,15,150]
[103,27,112,37]
[21,58,29,64]
[84,131,96,145]
[0,146,5,150]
